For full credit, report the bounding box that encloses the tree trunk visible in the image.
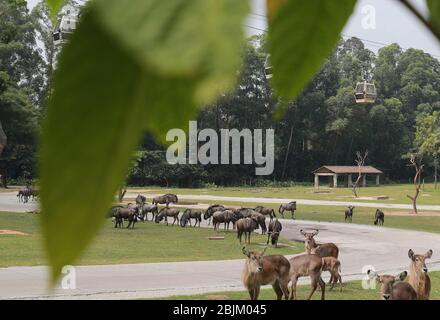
[435,160,438,190]
[118,187,126,203]
[281,126,294,180]
[0,121,6,157]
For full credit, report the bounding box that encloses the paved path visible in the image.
[126,192,440,211]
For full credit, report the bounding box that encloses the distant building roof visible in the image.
[313,166,383,174]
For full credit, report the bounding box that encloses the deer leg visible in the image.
[253,286,261,300]
[307,281,318,300]
[318,277,326,300]
[280,280,289,300]
[272,281,283,300]
[290,276,298,300]
[338,274,343,292]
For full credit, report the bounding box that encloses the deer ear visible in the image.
[425,249,433,259]
[408,249,415,260]
[314,229,319,236]
[396,271,408,281]
[242,246,249,257]
[300,229,305,236]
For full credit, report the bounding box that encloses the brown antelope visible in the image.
[212,210,236,231]
[242,247,290,300]
[405,249,433,300]
[152,194,178,207]
[154,208,180,226]
[254,206,276,221]
[236,218,258,244]
[279,201,297,219]
[322,257,343,292]
[300,229,339,258]
[344,206,354,222]
[368,270,417,300]
[289,254,326,300]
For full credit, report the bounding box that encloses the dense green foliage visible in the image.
[0,0,51,186]
[131,36,440,186]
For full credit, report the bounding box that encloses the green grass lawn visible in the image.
[159,271,440,300]
[0,212,301,267]
[129,183,440,206]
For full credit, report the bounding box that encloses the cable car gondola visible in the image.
[355,81,377,104]
[264,55,272,79]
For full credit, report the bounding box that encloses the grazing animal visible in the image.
[405,249,433,300]
[250,211,267,235]
[155,208,180,226]
[204,204,225,225]
[278,201,297,219]
[345,205,354,222]
[138,203,158,221]
[135,194,146,206]
[236,218,258,244]
[267,219,282,247]
[17,186,38,203]
[322,257,343,291]
[374,209,385,225]
[289,254,326,300]
[152,194,178,207]
[368,270,417,300]
[242,247,290,300]
[300,229,339,258]
[114,207,139,229]
[212,210,236,231]
[254,206,276,221]
[180,209,203,227]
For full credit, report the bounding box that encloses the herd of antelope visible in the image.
[109,194,297,247]
[109,193,432,300]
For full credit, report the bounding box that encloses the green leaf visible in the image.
[45,0,65,18]
[94,0,248,103]
[267,0,356,98]
[41,1,248,281]
[427,0,440,27]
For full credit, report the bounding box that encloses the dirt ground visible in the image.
[0,230,28,236]
[383,210,440,217]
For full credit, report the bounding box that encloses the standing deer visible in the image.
[405,249,433,300]
[300,229,339,258]
[242,247,290,300]
[344,206,354,222]
[368,270,417,300]
[289,254,326,300]
[279,201,297,219]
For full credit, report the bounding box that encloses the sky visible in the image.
[27,0,440,58]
